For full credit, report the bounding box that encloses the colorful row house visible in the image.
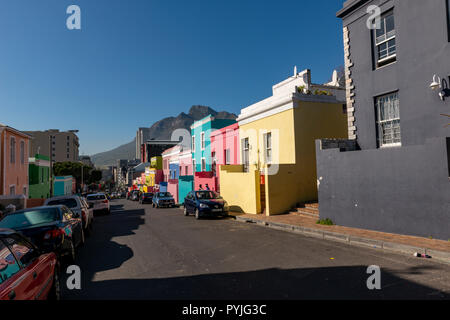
[219,68,347,215]
[190,115,236,191]
[28,154,51,199]
[144,157,163,193]
[161,146,194,204]
[0,124,31,197]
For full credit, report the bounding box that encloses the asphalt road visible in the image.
[62,199,450,300]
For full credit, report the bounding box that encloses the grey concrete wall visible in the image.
[316,137,450,240]
[316,0,450,240]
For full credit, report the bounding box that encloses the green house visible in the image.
[28,154,51,199]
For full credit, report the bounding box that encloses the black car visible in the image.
[183,191,229,219]
[0,205,84,264]
[139,193,154,204]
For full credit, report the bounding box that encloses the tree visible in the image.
[88,170,102,184]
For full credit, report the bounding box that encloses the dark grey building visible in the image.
[316,0,450,240]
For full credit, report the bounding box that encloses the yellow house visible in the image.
[220,68,348,215]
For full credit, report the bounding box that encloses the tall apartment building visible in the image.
[136,128,151,160]
[25,130,80,163]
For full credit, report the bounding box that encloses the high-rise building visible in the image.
[136,128,151,160]
[25,130,80,163]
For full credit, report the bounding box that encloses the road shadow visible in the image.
[61,203,146,297]
[63,264,448,300]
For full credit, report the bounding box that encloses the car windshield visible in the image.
[47,198,78,208]
[196,191,221,200]
[87,194,106,201]
[0,208,59,230]
[158,192,172,197]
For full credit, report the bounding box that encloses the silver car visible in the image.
[86,193,111,214]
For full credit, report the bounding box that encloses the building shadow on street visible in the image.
[63,264,448,300]
[62,204,146,297]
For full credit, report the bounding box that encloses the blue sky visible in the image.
[0,0,344,155]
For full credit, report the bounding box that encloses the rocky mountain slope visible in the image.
[91,106,237,166]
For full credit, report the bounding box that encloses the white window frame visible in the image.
[192,159,196,173]
[376,92,401,148]
[225,149,231,165]
[263,132,272,164]
[201,132,205,150]
[374,11,396,67]
[192,135,196,152]
[242,138,249,172]
[9,185,15,196]
[201,157,206,172]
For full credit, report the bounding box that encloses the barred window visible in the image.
[376,92,401,147]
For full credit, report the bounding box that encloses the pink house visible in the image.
[208,123,240,192]
[0,124,31,197]
[178,148,193,176]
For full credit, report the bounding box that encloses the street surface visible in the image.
[62,199,450,299]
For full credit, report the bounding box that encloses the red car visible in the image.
[0,229,60,300]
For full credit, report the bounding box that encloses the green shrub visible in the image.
[316,218,334,226]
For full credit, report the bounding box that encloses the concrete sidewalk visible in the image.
[228,212,450,264]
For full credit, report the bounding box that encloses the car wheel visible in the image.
[184,206,189,216]
[48,267,61,300]
[195,209,200,220]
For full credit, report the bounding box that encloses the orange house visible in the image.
[0,124,31,196]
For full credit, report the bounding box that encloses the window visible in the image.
[264,132,272,163]
[23,187,27,196]
[2,235,38,268]
[10,137,16,164]
[242,138,249,172]
[185,166,188,175]
[0,240,21,284]
[192,136,195,152]
[225,149,231,165]
[374,11,396,67]
[20,141,25,164]
[212,152,216,176]
[375,92,401,147]
[201,132,205,150]
[192,159,196,173]
[9,185,15,195]
[201,158,206,172]
[447,0,450,42]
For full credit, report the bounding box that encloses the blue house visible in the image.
[190,115,236,174]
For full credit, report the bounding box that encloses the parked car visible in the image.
[152,192,175,208]
[139,193,154,204]
[0,229,60,300]
[184,190,229,219]
[86,193,110,214]
[44,195,93,236]
[0,206,84,264]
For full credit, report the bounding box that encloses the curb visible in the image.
[233,216,450,264]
